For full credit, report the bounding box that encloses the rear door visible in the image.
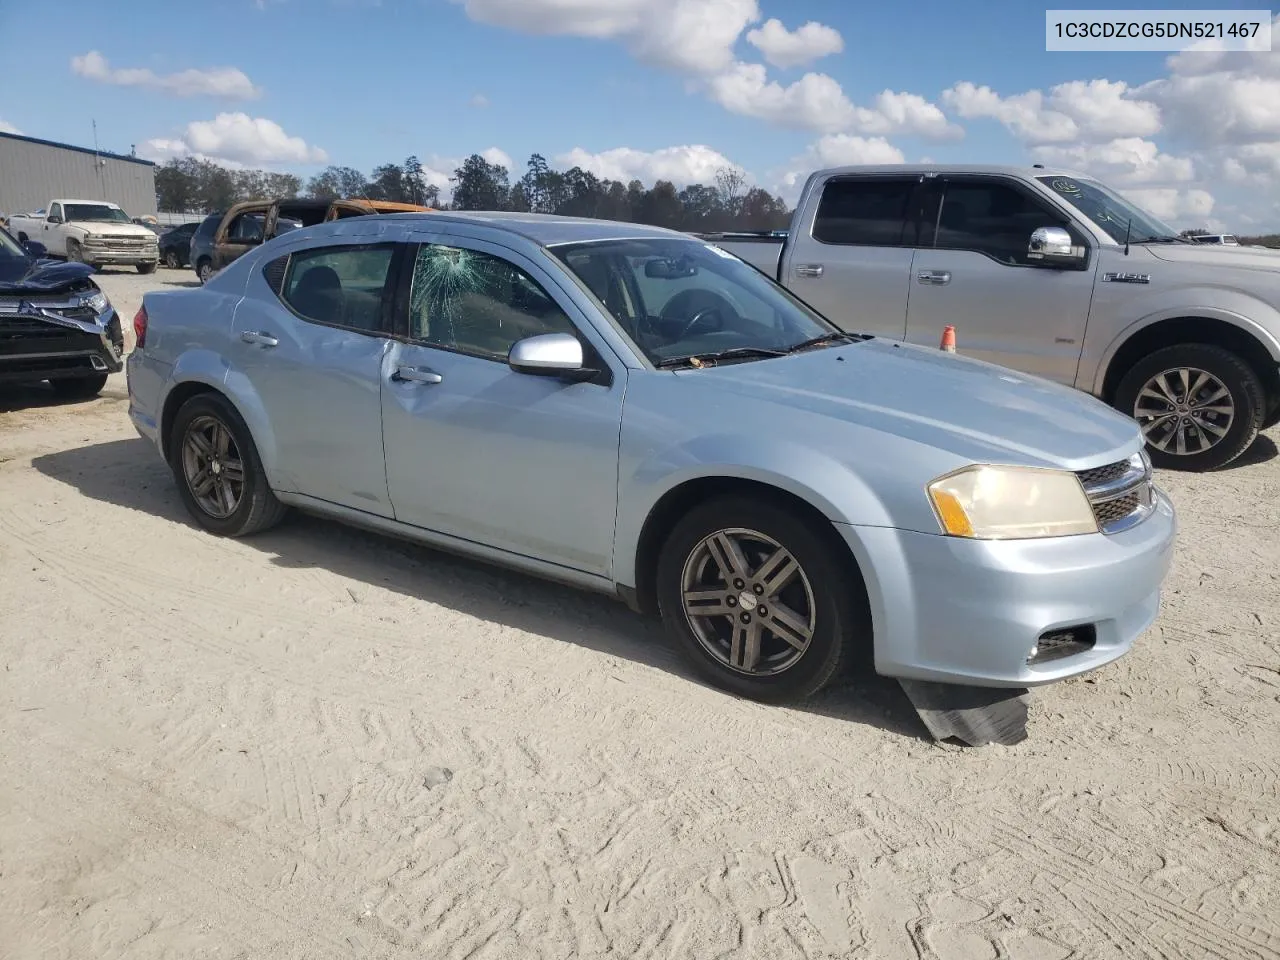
[779,175,922,338]
[903,175,1098,385]
[230,239,403,515]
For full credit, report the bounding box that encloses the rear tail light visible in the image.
[133,304,148,349]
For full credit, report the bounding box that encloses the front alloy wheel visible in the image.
[1115,343,1264,471]
[656,497,867,703]
[681,528,816,676]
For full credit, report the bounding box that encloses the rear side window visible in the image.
[812,178,917,246]
[279,244,397,333]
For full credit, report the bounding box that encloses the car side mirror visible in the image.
[1027,226,1085,267]
[508,332,596,380]
[47,215,63,224]
[22,239,47,258]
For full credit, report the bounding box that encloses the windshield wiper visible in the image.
[1131,235,1188,244]
[655,345,789,369]
[785,331,856,353]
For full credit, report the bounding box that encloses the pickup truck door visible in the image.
[45,203,66,255]
[779,175,921,339]
[904,175,1097,385]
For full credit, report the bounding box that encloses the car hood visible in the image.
[1142,243,1280,273]
[69,222,158,238]
[0,256,96,294]
[683,339,1141,470]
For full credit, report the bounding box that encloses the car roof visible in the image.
[375,210,693,247]
[808,163,1092,180]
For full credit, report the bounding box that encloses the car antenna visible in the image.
[1123,217,1132,256]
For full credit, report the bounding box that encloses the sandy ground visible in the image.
[2,267,1279,960]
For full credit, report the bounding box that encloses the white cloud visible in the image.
[942,79,1158,143]
[850,90,963,140]
[140,113,327,167]
[70,50,260,99]
[1121,187,1215,223]
[554,144,742,185]
[454,0,760,74]
[745,18,843,68]
[1139,73,1280,145]
[1223,142,1280,182]
[468,93,490,108]
[0,119,21,134]
[1030,138,1194,184]
[707,62,855,132]
[481,147,515,171]
[1165,14,1279,77]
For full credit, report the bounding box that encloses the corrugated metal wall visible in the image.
[0,135,157,219]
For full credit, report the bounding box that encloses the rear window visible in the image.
[812,178,917,246]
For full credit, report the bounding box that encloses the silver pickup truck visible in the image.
[704,164,1280,471]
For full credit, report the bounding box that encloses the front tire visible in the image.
[137,261,157,274]
[655,496,868,703]
[169,393,287,537]
[164,250,181,268]
[51,374,108,400]
[1115,343,1264,471]
[197,259,213,284]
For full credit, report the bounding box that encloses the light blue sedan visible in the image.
[126,211,1176,703]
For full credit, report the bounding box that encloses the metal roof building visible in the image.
[0,132,157,220]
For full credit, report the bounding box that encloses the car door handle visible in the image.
[795,263,824,278]
[917,270,951,285]
[391,364,443,385]
[240,330,279,347]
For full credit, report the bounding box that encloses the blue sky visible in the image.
[2,0,1278,230]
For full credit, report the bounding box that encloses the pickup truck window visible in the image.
[49,203,63,221]
[64,204,131,223]
[812,178,917,246]
[552,237,841,366]
[929,180,1071,267]
[1036,175,1178,244]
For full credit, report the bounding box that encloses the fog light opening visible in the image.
[1027,625,1097,665]
[90,355,108,371]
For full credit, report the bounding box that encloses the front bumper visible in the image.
[839,487,1177,687]
[82,244,158,266]
[0,307,125,384]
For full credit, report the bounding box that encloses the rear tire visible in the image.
[655,496,868,703]
[51,374,108,400]
[1114,344,1264,471]
[168,392,287,537]
[164,250,181,269]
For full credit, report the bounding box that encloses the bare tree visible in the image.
[714,166,747,218]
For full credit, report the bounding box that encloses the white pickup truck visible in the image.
[705,164,1280,471]
[8,199,159,274]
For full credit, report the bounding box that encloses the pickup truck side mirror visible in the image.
[47,214,64,224]
[1027,226,1085,268]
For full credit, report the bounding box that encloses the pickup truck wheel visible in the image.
[66,240,84,263]
[137,261,157,275]
[655,496,865,703]
[169,393,287,537]
[51,374,109,400]
[1115,344,1264,471]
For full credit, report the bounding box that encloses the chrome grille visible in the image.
[1076,453,1155,534]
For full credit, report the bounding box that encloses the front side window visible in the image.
[552,237,843,366]
[930,180,1077,266]
[812,178,918,246]
[49,203,64,221]
[228,212,266,244]
[1036,175,1179,244]
[280,244,396,332]
[407,244,578,360]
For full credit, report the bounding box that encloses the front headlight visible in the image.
[81,291,110,314]
[927,464,1098,539]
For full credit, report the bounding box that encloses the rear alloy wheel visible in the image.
[1115,344,1264,471]
[656,497,866,703]
[169,393,287,537]
[197,260,213,284]
[164,250,181,268]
